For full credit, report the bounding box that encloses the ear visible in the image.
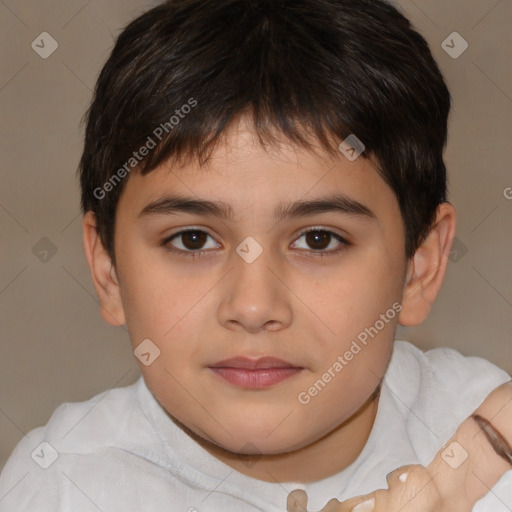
[82,211,126,326]
[398,203,457,326]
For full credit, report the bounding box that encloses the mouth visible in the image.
[208,356,303,389]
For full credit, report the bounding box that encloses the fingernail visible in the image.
[399,472,409,483]
[351,497,375,512]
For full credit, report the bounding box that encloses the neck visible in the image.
[176,384,381,483]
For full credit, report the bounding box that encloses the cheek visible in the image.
[321,249,403,335]
[306,251,400,397]
[117,245,199,341]
[295,335,392,441]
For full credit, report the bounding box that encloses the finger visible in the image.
[385,466,412,488]
[319,497,343,511]
[330,491,382,512]
[330,465,435,512]
[287,489,308,512]
[336,466,428,512]
[389,464,439,505]
[346,495,376,511]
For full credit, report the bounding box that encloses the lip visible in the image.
[209,356,299,369]
[208,357,303,388]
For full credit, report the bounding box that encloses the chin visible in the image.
[204,423,313,456]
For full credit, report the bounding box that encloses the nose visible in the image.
[217,242,293,334]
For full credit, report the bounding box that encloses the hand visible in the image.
[287,466,444,512]
[287,381,512,512]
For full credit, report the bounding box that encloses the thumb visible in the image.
[287,489,309,512]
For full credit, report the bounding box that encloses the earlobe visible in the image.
[398,203,457,327]
[82,211,126,327]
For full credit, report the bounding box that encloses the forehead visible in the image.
[117,118,399,226]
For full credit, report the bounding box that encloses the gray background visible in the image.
[1,0,511,471]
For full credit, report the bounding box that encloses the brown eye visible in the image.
[164,229,219,254]
[305,230,332,250]
[180,230,208,250]
[291,228,349,257]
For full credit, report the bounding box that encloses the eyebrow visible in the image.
[137,193,376,222]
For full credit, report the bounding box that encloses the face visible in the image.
[112,119,408,456]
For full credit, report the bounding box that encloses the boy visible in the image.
[0,0,510,510]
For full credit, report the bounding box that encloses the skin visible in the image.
[287,380,512,512]
[82,115,457,483]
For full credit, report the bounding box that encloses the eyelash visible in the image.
[161,227,351,261]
